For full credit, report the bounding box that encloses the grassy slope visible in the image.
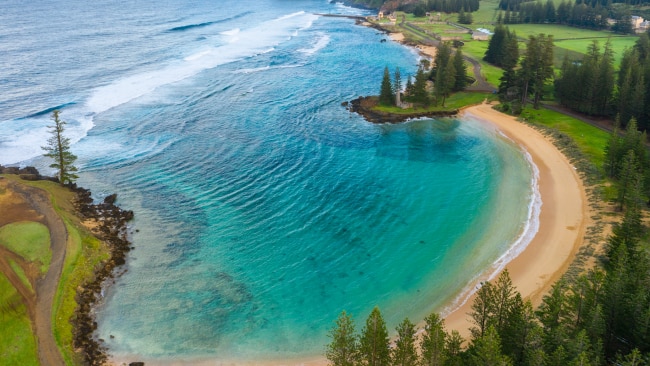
[0,272,38,366]
[0,221,51,274]
[1,175,111,365]
[519,107,610,168]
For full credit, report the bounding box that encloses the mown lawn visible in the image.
[0,221,51,274]
[0,273,38,366]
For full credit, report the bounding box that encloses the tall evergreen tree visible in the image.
[359,307,390,366]
[379,66,394,106]
[435,57,456,106]
[326,311,359,366]
[412,66,430,106]
[421,313,448,366]
[392,318,418,366]
[467,325,513,366]
[42,110,79,185]
[453,48,468,91]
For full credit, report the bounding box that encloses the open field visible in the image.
[0,222,51,274]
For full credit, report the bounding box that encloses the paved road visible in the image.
[10,181,67,366]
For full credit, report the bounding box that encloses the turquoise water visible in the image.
[0,0,536,362]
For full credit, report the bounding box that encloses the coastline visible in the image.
[109,103,590,366]
[442,103,588,338]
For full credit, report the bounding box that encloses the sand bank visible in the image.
[442,103,587,338]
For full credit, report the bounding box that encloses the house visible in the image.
[472,31,489,41]
[640,20,650,31]
[632,15,644,29]
[378,11,384,19]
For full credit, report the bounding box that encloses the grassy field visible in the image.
[460,41,503,86]
[0,221,51,274]
[519,107,610,168]
[0,273,38,366]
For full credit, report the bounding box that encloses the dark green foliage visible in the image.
[410,67,430,106]
[326,311,358,366]
[452,48,467,92]
[420,313,447,366]
[434,57,456,106]
[41,110,79,185]
[467,325,512,365]
[555,40,615,116]
[359,307,390,366]
[518,34,554,108]
[392,318,418,366]
[379,66,395,106]
[458,8,473,24]
[419,0,479,14]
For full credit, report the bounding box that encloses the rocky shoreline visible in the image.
[0,165,135,366]
[346,96,458,123]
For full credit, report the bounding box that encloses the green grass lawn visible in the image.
[460,41,503,86]
[8,260,32,293]
[555,37,638,66]
[0,221,51,274]
[519,107,610,169]
[0,273,38,366]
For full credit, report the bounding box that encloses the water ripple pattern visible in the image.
[0,0,535,362]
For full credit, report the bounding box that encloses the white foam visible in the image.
[439,125,542,318]
[86,11,317,115]
[0,11,318,166]
[298,34,330,55]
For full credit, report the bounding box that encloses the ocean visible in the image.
[0,0,538,362]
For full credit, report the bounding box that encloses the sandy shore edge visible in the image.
[110,103,589,366]
[442,103,588,337]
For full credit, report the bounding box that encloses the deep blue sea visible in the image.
[0,0,538,362]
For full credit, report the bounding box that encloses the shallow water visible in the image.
[0,0,536,361]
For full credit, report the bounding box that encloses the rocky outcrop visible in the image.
[347,96,458,123]
[70,186,134,365]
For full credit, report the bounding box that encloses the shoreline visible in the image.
[109,103,590,366]
[442,103,588,338]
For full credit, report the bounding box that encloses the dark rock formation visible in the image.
[70,185,135,365]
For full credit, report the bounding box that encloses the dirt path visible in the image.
[8,180,67,366]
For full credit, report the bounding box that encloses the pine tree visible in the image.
[359,307,390,366]
[392,318,418,366]
[435,57,456,106]
[453,48,467,91]
[379,66,394,106]
[42,110,78,185]
[413,67,430,106]
[421,313,447,366]
[445,330,465,366]
[326,311,358,366]
[467,325,513,366]
[470,281,494,340]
